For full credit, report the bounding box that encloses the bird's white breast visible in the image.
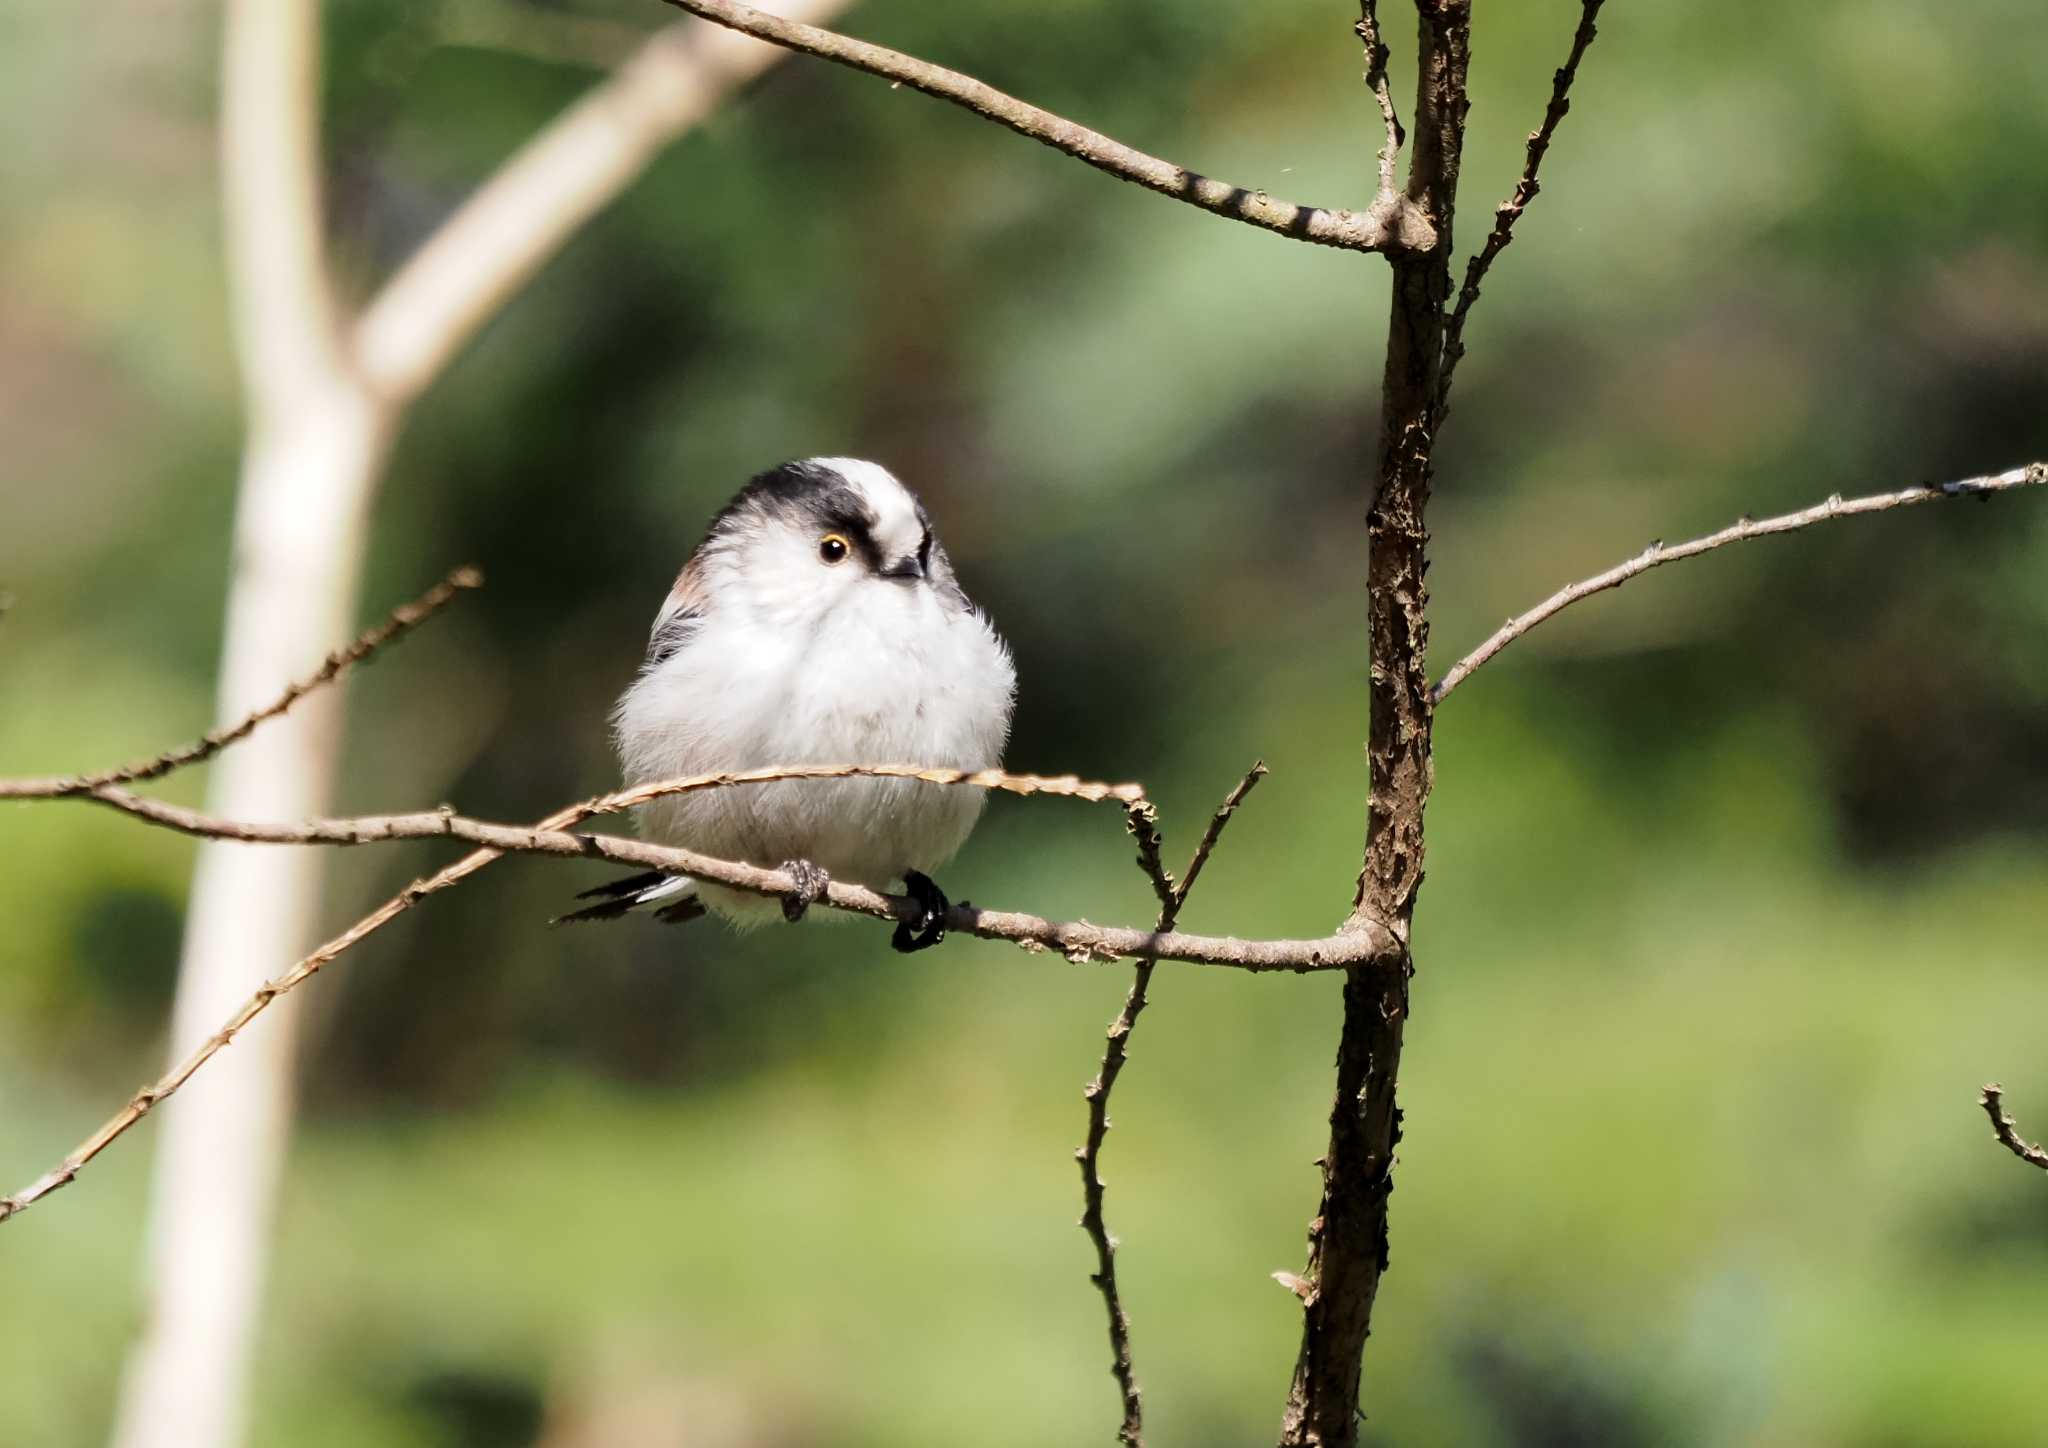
[614,574,1014,914]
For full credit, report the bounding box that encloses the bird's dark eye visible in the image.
[818,533,850,564]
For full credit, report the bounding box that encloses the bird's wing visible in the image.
[643,554,711,670]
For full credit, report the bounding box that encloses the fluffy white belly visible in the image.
[612,585,1013,920]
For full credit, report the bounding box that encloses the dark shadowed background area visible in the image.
[3,1,2047,1444]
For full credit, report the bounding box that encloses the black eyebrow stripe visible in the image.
[847,525,887,572]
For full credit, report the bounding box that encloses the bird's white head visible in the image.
[652,458,966,646]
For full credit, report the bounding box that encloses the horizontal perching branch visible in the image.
[1980,1086,2048,1172]
[1432,461,2048,704]
[657,0,1435,255]
[22,767,1396,974]
[0,759,1389,1228]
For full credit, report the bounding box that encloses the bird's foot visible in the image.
[891,870,949,953]
[779,859,831,923]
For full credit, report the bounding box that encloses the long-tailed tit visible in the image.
[560,458,1016,951]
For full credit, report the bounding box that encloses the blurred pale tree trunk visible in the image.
[107,3,846,1445]
[108,7,383,1445]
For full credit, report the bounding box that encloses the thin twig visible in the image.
[1980,1085,2048,1172]
[1080,762,1268,1446]
[1354,2,1404,199]
[1435,0,1604,413]
[1172,762,1268,911]
[0,763,1387,1227]
[0,567,482,800]
[658,0,1435,255]
[1432,462,2048,704]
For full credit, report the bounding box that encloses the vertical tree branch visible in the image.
[1280,5,1470,1444]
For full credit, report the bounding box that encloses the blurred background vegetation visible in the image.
[4,0,2047,1443]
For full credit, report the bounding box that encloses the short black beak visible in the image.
[879,555,924,582]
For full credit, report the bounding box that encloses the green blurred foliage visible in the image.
[3,0,2047,1443]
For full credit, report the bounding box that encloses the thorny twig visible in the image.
[1431,462,2048,704]
[1980,1085,2048,1173]
[657,0,1436,255]
[1081,763,1269,1445]
[0,567,482,800]
[1435,0,1605,414]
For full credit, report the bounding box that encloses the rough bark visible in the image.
[1278,4,1470,1443]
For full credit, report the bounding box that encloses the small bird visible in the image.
[562,458,1016,951]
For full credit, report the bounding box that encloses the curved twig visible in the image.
[1980,1085,2048,1172]
[657,0,1434,255]
[1432,462,2048,705]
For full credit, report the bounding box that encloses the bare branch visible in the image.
[1980,1086,2048,1173]
[1081,763,1269,1445]
[1355,2,1405,199]
[1432,461,2048,705]
[658,0,1435,255]
[0,762,1386,1227]
[0,568,481,801]
[52,771,1385,969]
[355,2,850,406]
[1435,0,1604,413]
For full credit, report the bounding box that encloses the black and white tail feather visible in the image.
[552,871,704,926]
